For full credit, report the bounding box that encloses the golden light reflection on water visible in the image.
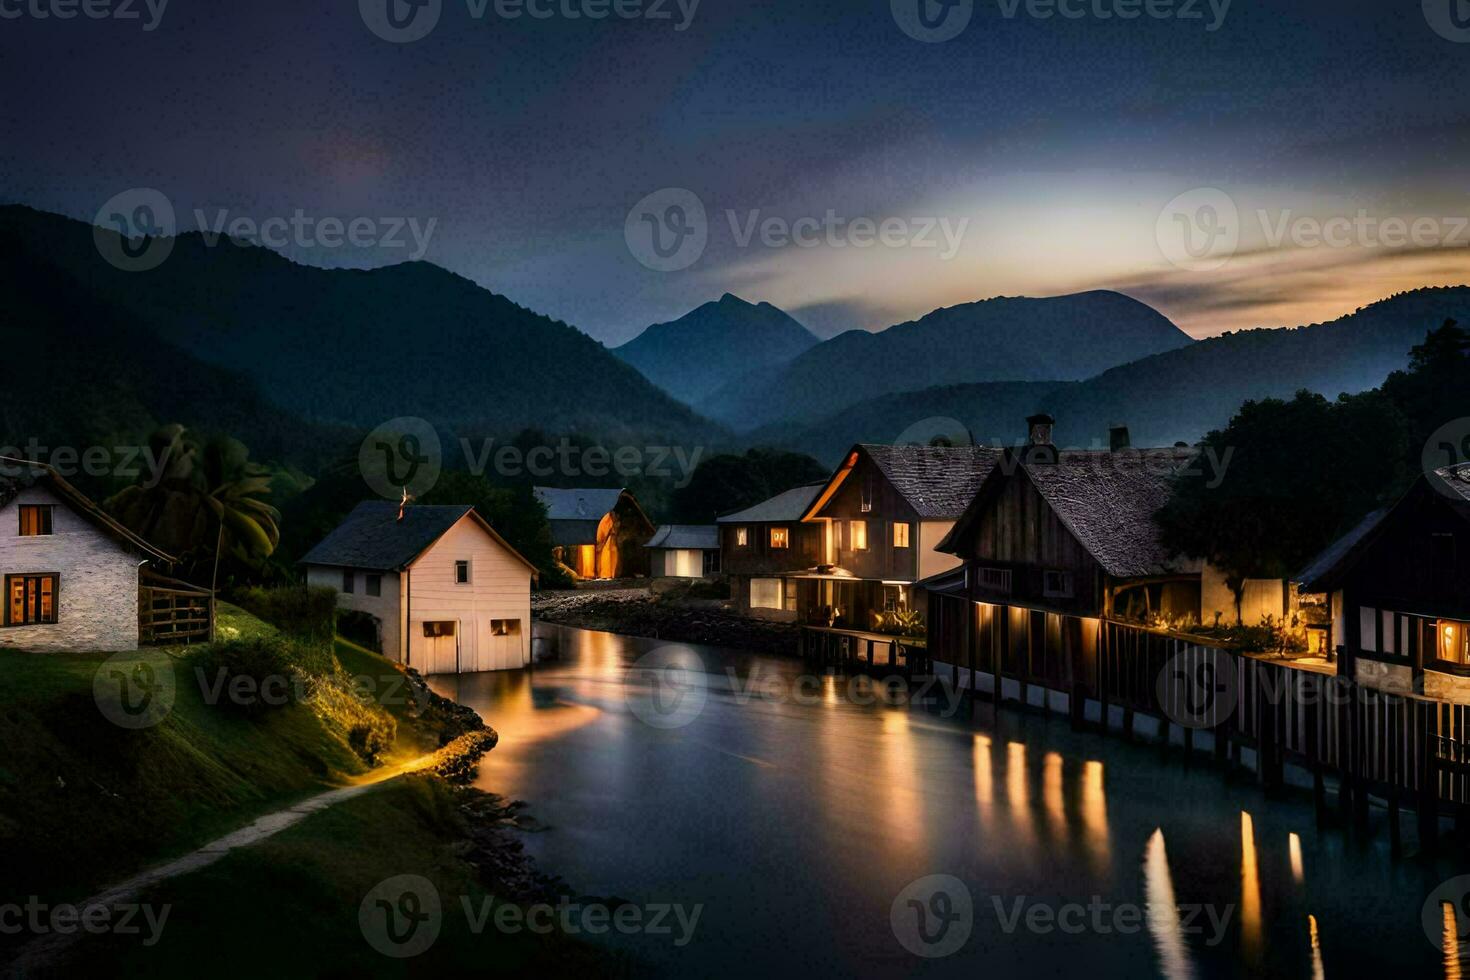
[1446,902,1464,980]
[1143,829,1195,980]
[1006,742,1035,850]
[1240,811,1262,965]
[1082,760,1111,874]
[878,710,927,859]
[974,735,993,808]
[1308,914,1326,980]
[1042,752,1066,839]
[1289,832,1304,885]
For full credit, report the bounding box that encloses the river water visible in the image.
[428,625,1465,978]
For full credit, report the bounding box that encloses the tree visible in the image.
[670,448,829,522]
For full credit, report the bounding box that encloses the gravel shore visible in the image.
[532,588,801,656]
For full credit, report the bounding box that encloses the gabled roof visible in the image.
[533,487,627,521]
[0,457,174,563]
[1296,506,1391,592]
[938,448,1199,579]
[717,484,824,524]
[300,501,537,575]
[646,524,719,550]
[803,444,1004,522]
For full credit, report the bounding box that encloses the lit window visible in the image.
[892,523,910,548]
[491,619,521,636]
[5,573,58,626]
[342,569,355,594]
[423,621,456,638]
[735,527,748,548]
[366,574,382,597]
[1436,620,1469,665]
[770,527,789,549]
[455,560,471,584]
[750,578,782,609]
[18,506,52,536]
[850,520,868,551]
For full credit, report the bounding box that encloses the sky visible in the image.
[3,0,1470,345]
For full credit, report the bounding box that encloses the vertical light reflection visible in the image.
[880,711,924,858]
[974,734,994,808]
[1006,742,1034,848]
[1289,832,1304,885]
[1308,914,1326,980]
[1240,811,1262,964]
[1143,829,1195,980]
[1043,751,1065,837]
[1081,760,1111,873]
[1445,902,1464,980]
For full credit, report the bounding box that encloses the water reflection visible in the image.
[1143,829,1195,980]
[1309,914,1326,980]
[1240,811,1262,964]
[1446,902,1463,980]
[1289,832,1304,885]
[1081,760,1110,875]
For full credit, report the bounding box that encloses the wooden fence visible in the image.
[139,572,213,645]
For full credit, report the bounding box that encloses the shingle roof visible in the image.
[1433,463,1470,505]
[1019,449,1199,578]
[860,444,1005,519]
[300,501,534,573]
[717,484,823,524]
[646,524,719,550]
[1296,506,1391,592]
[0,456,174,563]
[533,487,626,522]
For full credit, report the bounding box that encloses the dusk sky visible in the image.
[4,0,1470,344]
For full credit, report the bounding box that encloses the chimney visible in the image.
[1026,414,1055,448]
[1109,424,1131,452]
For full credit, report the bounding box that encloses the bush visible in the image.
[348,716,396,764]
[195,637,302,717]
[338,610,382,653]
[231,585,338,644]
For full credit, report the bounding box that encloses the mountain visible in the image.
[612,294,819,406]
[696,290,1195,431]
[765,286,1470,457]
[0,205,725,448]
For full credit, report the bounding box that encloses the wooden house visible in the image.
[533,487,655,580]
[792,444,1002,630]
[302,501,537,673]
[646,525,720,579]
[717,484,825,619]
[0,457,207,651]
[1298,463,1470,704]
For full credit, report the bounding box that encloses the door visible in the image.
[474,616,526,671]
[418,620,460,674]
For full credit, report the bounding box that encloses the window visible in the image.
[18,505,52,536]
[1434,620,1470,666]
[423,621,456,638]
[1359,606,1377,652]
[703,550,721,576]
[750,578,783,609]
[892,522,911,548]
[849,520,868,551]
[1043,570,1074,598]
[5,573,58,626]
[455,560,471,584]
[735,527,748,548]
[342,569,355,594]
[861,476,874,513]
[366,574,382,597]
[769,527,789,549]
[490,619,521,636]
[977,567,1012,593]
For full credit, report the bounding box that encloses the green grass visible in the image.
[48,777,621,978]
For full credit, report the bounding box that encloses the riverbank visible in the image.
[533,587,800,656]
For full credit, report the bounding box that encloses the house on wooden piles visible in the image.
[1297,463,1470,705]
[534,487,655,580]
[919,417,1288,711]
[717,484,825,619]
[0,457,209,651]
[646,524,720,579]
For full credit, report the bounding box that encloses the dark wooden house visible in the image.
[534,487,655,580]
[717,484,824,618]
[1298,463,1470,704]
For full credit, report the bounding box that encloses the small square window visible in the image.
[342,569,355,594]
[769,527,789,549]
[366,574,382,597]
[423,620,456,638]
[491,618,521,636]
[850,520,868,551]
[892,523,910,548]
[735,527,748,548]
[455,560,471,584]
[1043,570,1074,598]
[18,506,52,536]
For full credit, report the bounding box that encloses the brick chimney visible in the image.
[1109,424,1131,452]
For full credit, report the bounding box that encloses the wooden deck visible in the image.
[798,625,930,675]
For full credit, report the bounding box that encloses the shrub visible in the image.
[348,717,396,764]
[231,586,338,645]
[195,637,301,717]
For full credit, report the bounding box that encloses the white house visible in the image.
[646,524,720,579]
[0,457,179,652]
[302,501,537,674]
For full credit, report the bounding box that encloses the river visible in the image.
[427,625,1465,978]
